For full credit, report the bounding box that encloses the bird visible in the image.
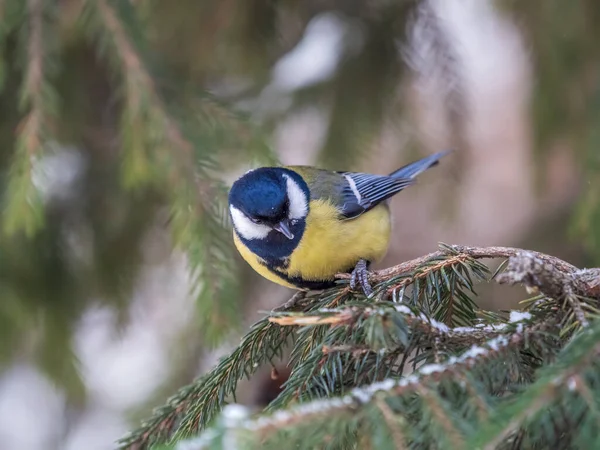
[228,150,450,298]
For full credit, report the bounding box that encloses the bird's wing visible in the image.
[335,171,414,219]
[285,166,414,220]
[287,151,451,220]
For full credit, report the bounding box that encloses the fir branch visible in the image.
[0,0,22,91]
[348,245,580,283]
[270,303,510,347]
[337,244,599,328]
[119,292,347,448]
[374,397,409,450]
[177,320,551,450]
[576,268,600,297]
[468,320,600,449]
[117,317,294,449]
[85,0,242,344]
[417,386,466,449]
[495,250,600,302]
[349,244,490,326]
[3,0,56,236]
[190,94,278,166]
[86,0,197,186]
[494,250,600,330]
[267,302,547,412]
[123,245,599,449]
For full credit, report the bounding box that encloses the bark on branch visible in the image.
[494,251,600,300]
[336,245,600,301]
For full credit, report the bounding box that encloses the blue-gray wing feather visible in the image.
[337,173,414,218]
[336,150,451,219]
[291,150,450,220]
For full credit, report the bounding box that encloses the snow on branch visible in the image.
[340,244,596,299]
[495,250,600,300]
[120,244,599,450]
[468,320,600,449]
[175,316,551,450]
[269,303,513,348]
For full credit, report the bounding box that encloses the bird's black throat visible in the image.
[237,218,305,265]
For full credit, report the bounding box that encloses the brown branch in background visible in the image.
[25,0,44,101]
[19,0,45,157]
[94,0,217,204]
[2,0,51,236]
[95,0,193,160]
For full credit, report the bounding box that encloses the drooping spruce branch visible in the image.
[120,244,600,449]
[83,0,242,343]
[117,318,291,449]
[173,318,600,449]
[467,319,600,449]
[2,0,57,236]
[171,317,560,450]
[118,290,348,449]
[84,0,203,199]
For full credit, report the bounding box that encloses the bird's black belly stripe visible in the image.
[270,258,290,270]
[263,262,362,291]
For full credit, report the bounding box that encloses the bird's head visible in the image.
[228,168,309,244]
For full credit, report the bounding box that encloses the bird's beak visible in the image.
[273,220,294,240]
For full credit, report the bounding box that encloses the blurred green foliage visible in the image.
[499,0,600,259]
[0,0,598,402]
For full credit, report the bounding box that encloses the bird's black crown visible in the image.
[229,168,290,224]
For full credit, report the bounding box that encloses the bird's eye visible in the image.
[251,217,263,224]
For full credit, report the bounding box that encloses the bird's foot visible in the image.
[350,259,373,297]
[275,290,307,311]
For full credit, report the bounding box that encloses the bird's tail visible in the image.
[388,149,452,179]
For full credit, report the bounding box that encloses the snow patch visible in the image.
[509,311,532,323]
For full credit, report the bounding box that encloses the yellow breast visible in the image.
[233,199,392,290]
[286,199,391,282]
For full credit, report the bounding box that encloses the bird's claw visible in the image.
[275,290,307,311]
[350,259,373,297]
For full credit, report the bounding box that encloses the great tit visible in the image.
[228,150,450,296]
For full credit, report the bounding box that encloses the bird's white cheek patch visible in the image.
[230,206,271,240]
[283,174,308,220]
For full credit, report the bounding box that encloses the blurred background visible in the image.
[0,0,598,448]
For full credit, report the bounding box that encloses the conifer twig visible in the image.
[88,0,242,343]
[352,245,578,280]
[270,303,510,348]
[337,245,598,300]
[123,245,598,449]
[468,320,600,449]
[178,318,554,449]
[3,0,54,236]
[92,0,196,179]
[494,250,598,299]
[118,318,294,449]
